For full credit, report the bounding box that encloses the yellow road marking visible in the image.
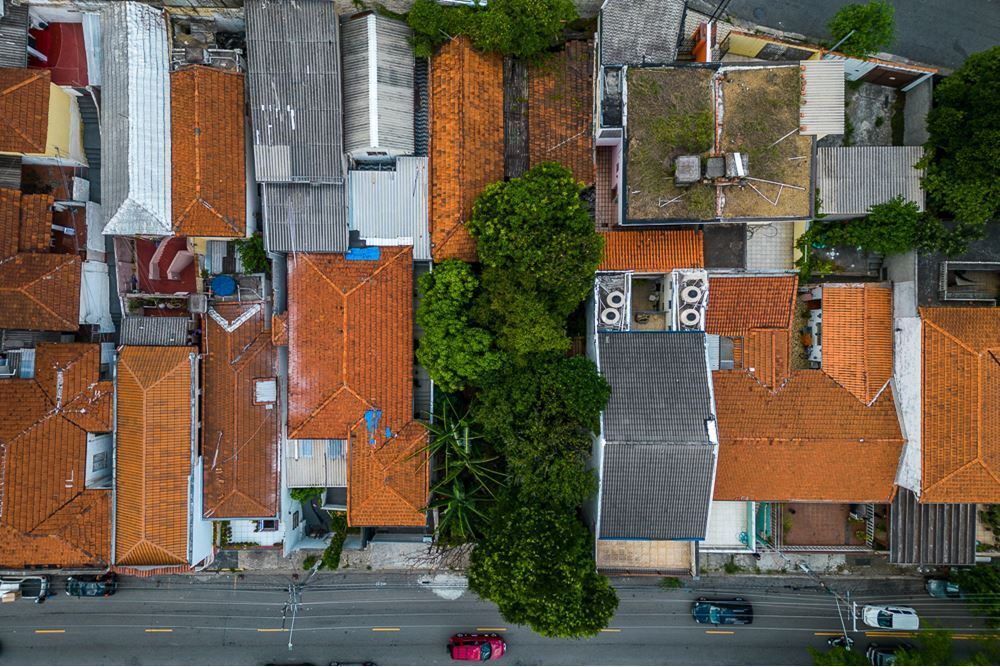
[145,628,173,633]
[372,627,400,632]
[865,632,916,638]
[34,630,65,634]
[814,632,845,636]
[476,627,507,632]
[256,628,288,633]
[599,629,622,633]
[706,630,735,635]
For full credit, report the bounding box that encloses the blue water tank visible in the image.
[211,274,237,296]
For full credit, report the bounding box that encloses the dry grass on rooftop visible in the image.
[626,67,716,221]
[718,66,812,219]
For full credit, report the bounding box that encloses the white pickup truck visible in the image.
[0,576,50,603]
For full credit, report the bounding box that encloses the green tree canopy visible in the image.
[469,493,618,638]
[416,259,503,393]
[827,1,895,59]
[469,163,604,357]
[808,646,868,666]
[922,46,1000,229]
[954,564,1000,627]
[406,0,577,60]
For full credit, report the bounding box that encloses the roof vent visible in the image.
[680,285,703,304]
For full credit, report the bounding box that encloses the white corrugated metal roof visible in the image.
[800,60,845,138]
[816,146,926,216]
[347,157,429,261]
[100,2,171,236]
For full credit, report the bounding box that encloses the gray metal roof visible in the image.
[347,157,429,260]
[120,316,190,346]
[100,1,172,237]
[600,0,685,66]
[0,0,28,67]
[816,146,925,217]
[0,154,20,189]
[600,442,715,540]
[246,0,346,183]
[890,489,976,565]
[340,13,414,159]
[599,332,715,444]
[260,183,348,254]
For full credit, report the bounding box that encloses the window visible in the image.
[326,440,345,459]
[91,451,109,472]
[299,441,313,458]
[255,519,279,532]
[291,511,300,530]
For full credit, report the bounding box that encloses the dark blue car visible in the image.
[691,597,754,625]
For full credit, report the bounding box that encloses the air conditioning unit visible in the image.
[606,290,626,308]
[600,308,622,325]
[680,284,703,304]
[679,307,703,329]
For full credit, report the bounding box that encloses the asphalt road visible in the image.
[0,575,990,665]
[690,0,1000,70]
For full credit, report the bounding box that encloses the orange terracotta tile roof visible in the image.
[171,66,246,238]
[598,228,704,272]
[705,275,798,337]
[712,370,904,502]
[272,311,288,347]
[0,68,50,154]
[742,327,791,391]
[348,420,429,527]
[0,188,80,331]
[116,346,196,566]
[920,307,1000,503]
[0,343,112,569]
[201,302,279,519]
[528,40,594,185]
[429,36,503,262]
[287,247,428,527]
[821,285,893,405]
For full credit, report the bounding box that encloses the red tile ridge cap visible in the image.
[924,459,1000,497]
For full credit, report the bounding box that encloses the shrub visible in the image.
[234,232,269,276]
[416,260,502,392]
[921,46,1000,230]
[289,487,323,504]
[302,554,317,571]
[659,576,683,590]
[469,493,618,637]
[953,564,1000,627]
[827,1,895,59]
[321,511,348,570]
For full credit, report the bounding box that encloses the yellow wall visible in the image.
[42,84,86,165]
[725,32,823,60]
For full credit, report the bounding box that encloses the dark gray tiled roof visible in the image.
[600,0,685,66]
[120,316,190,346]
[599,332,714,444]
[0,2,28,68]
[260,183,348,254]
[890,489,976,566]
[246,0,345,184]
[600,442,715,540]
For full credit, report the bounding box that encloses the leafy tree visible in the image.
[953,564,1000,627]
[827,1,895,58]
[469,493,618,638]
[469,163,604,357]
[895,628,954,666]
[467,0,578,60]
[808,646,868,666]
[810,196,954,257]
[416,259,502,393]
[502,423,597,508]
[289,487,323,504]
[321,511,347,570]
[921,46,1000,229]
[406,0,577,60]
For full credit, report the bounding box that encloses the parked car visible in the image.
[691,598,754,625]
[925,579,962,599]
[65,574,118,597]
[866,642,914,666]
[0,576,50,603]
[447,633,506,661]
[861,605,920,630]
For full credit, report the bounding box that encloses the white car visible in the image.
[862,605,920,631]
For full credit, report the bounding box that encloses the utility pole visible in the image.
[282,560,322,651]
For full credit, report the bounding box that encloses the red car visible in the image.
[447,633,506,661]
